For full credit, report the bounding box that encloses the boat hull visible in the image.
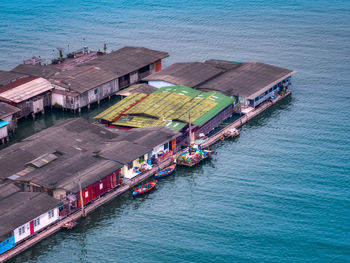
[155,164,176,178]
[133,180,157,196]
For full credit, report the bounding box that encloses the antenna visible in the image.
[56,47,64,59]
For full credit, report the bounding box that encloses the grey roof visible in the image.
[0,143,37,180]
[0,70,27,86]
[21,154,122,193]
[115,127,180,149]
[0,182,21,201]
[117,83,157,96]
[143,62,224,88]
[197,62,295,99]
[84,46,169,77]
[204,59,243,71]
[0,192,62,239]
[51,66,119,94]
[0,118,178,192]
[0,118,119,181]
[11,64,60,79]
[98,141,150,164]
[0,102,20,119]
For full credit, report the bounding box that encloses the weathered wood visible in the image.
[0,156,174,262]
[201,91,291,148]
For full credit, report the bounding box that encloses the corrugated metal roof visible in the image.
[0,77,53,103]
[0,192,62,239]
[143,62,224,88]
[125,85,233,127]
[94,92,147,121]
[109,85,233,128]
[112,115,186,131]
[51,66,119,94]
[26,153,58,168]
[0,102,20,119]
[0,70,27,86]
[98,140,150,164]
[116,83,157,96]
[83,46,169,77]
[11,64,60,79]
[197,62,295,99]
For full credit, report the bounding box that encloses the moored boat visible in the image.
[224,128,240,138]
[133,180,157,196]
[204,149,215,155]
[63,221,77,230]
[155,164,176,178]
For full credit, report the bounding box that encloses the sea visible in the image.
[1,0,350,262]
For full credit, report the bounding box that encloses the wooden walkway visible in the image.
[201,91,291,148]
[0,157,173,263]
[0,92,290,262]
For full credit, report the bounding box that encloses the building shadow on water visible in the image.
[0,95,121,150]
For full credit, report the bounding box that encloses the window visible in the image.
[48,209,55,219]
[127,161,133,170]
[164,143,169,150]
[19,226,25,235]
[94,88,98,95]
[138,156,145,164]
[85,191,89,198]
[34,217,40,227]
[99,183,103,190]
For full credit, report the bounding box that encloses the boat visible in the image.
[133,180,157,196]
[155,164,176,178]
[204,149,216,155]
[177,146,209,167]
[224,128,240,138]
[63,221,77,230]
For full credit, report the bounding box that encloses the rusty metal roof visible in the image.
[0,77,54,103]
[0,102,20,119]
[143,62,224,88]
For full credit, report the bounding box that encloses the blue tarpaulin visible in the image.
[0,120,9,128]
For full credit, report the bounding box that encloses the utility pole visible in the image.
[78,175,86,218]
[188,112,192,145]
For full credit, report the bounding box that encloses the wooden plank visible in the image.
[0,156,175,263]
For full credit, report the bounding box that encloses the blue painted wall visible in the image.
[0,235,15,255]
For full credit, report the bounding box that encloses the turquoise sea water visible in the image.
[1,0,350,262]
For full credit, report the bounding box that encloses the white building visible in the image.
[0,190,62,246]
[0,102,20,142]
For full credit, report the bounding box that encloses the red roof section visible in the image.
[0,77,39,94]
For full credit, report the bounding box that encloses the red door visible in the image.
[155,61,162,72]
[30,221,34,235]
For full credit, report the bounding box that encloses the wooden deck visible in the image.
[0,91,291,262]
[0,157,174,263]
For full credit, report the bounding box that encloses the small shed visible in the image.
[0,102,20,142]
[0,190,62,248]
[0,77,54,118]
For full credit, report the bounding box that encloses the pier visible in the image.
[201,91,291,148]
[0,157,174,263]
